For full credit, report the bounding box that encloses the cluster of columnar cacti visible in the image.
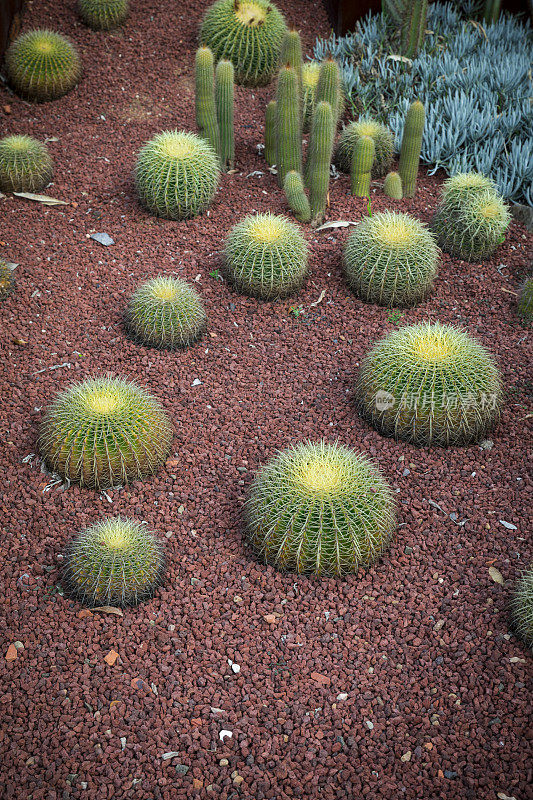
[195,46,235,171]
[343,211,440,307]
[0,260,16,301]
[276,64,302,186]
[432,172,510,260]
[39,376,173,489]
[6,30,81,101]
[63,517,166,607]
[78,0,129,29]
[398,100,425,198]
[0,135,53,193]
[245,441,396,576]
[200,0,287,86]
[356,322,503,446]
[335,119,394,178]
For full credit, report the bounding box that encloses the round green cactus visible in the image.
[0,260,15,301]
[439,171,497,212]
[510,564,533,651]
[343,211,440,307]
[6,29,81,101]
[200,0,287,87]
[335,119,394,177]
[39,376,173,489]
[517,275,533,323]
[78,0,129,29]
[125,276,207,349]
[356,322,503,447]
[0,135,53,193]
[223,212,308,299]
[302,61,320,132]
[432,187,511,261]
[135,130,219,220]
[63,516,165,607]
[245,440,396,576]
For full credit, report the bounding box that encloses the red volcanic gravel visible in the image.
[0,1,532,799]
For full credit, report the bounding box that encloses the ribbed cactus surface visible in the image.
[517,276,533,323]
[0,135,53,193]
[350,135,374,197]
[200,0,287,86]
[335,119,394,178]
[6,29,81,101]
[284,170,311,223]
[307,101,334,225]
[215,60,235,170]
[264,100,277,166]
[0,260,15,301]
[398,100,425,198]
[315,59,342,131]
[400,0,428,58]
[383,171,403,199]
[245,440,396,576]
[78,0,129,30]
[280,29,303,92]
[301,61,320,132]
[276,65,302,186]
[195,47,221,157]
[511,564,533,650]
[433,186,510,261]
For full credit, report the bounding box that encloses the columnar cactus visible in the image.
[0,135,53,193]
[6,30,81,101]
[301,61,320,132]
[63,517,166,607]
[432,188,510,261]
[135,130,219,220]
[400,0,428,58]
[343,211,439,306]
[245,440,396,576]
[398,100,425,198]
[224,212,308,299]
[276,65,302,187]
[195,46,221,157]
[383,0,408,26]
[39,376,173,489]
[200,0,287,87]
[264,100,277,166]
[125,276,207,349]
[356,322,503,446]
[517,276,533,323]
[215,60,235,170]
[307,101,334,225]
[483,0,502,24]
[334,119,394,178]
[280,29,303,92]
[284,170,311,223]
[78,0,129,30]
[351,135,375,197]
[510,564,533,650]
[383,171,403,199]
[315,58,342,131]
[0,260,15,301]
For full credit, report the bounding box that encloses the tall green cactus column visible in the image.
[400,0,428,59]
[265,100,277,166]
[280,30,303,94]
[315,59,342,131]
[276,65,302,187]
[307,100,334,226]
[215,60,235,170]
[351,136,375,197]
[195,46,220,156]
[398,100,425,198]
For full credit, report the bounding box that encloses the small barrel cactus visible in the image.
[39,375,173,489]
[302,61,320,132]
[125,276,207,349]
[438,172,497,212]
[135,130,219,220]
[276,65,302,186]
[350,135,375,197]
[284,170,311,223]
[343,211,439,307]
[517,276,533,323]
[0,135,53,193]
[335,119,394,178]
[398,100,425,198]
[215,60,235,170]
[63,517,165,607]
[264,99,277,166]
[200,0,287,87]
[6,29,81,102]
[433,189,510,261]
[245,440,396,576]
[307,100,334,226]
[78,0,129,29]
[356,322,503,447]
[195,46,221,157]
[0,260,16,301]
[510,564,533,651]
[383,171,403,200]
[224,212,308,299]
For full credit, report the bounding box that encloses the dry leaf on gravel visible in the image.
[91,606,124,616]
[489,567,504,585]
[315,220,358,231]
[13,192,68,206]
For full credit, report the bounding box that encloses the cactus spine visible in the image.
[195,47,220,157]
[265,100,277,166]
[215,59,235,170]
[307,100,334,226]
[400,0,428,58]
[276,65,302,186]
[351,135,375,197]
[398,100,425,198]
[384,171,403,199]
[315,59,342,131]
[284,170,311,223]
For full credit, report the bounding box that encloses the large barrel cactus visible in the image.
[63,516,165,607]
[39,376,173,489]
[0,135,53,193]
[6,29,81,101]
[78,0,129,29]
[245,440,396,576]
[224,212,308,299]
[135,130,219,220]
[343,211,439,307]
[125,276,207,349]
[510,564,533,651]
[356,322,503,446]
[335,118,394,178]
[200,0,287,87]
